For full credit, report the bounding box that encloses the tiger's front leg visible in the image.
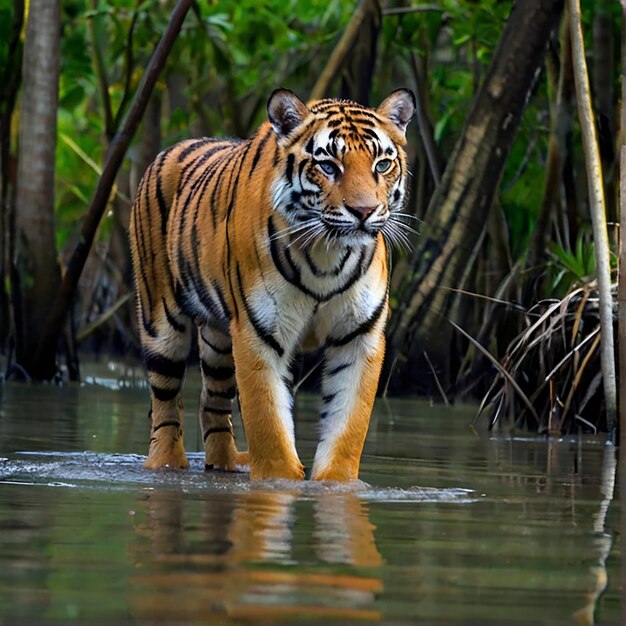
[230,322,305,481]
[311,295,388,482]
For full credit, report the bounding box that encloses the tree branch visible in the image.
[111,3,140,133]
[35,0,194,377]
[309,0,379,101]
[88,0,114,139]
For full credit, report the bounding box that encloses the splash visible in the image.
[0,451,477,503]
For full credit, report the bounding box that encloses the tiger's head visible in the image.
[268,89,416,248]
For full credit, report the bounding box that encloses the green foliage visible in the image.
[0,0,16,84]
[54,0,356,248]
[547,232,617,298]
[0,0,22,118]
[49,0,618,308]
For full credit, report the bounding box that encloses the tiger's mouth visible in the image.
[319,218,383,244]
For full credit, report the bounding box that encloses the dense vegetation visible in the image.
[0,0,622,434]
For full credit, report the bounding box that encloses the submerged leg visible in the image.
[198,325,248,471]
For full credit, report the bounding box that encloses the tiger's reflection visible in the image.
[129,485,382,623]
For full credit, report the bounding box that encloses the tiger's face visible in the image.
[268,89,416,248]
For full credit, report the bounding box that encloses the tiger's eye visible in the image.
[375,159,393,174]
[318,160,339,176]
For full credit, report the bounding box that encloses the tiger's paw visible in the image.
[204,432,249,472]
[144,425,189,469]
[249,457,305,481]
[311,462,359,482]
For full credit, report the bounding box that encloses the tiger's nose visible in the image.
[345,204,377,221]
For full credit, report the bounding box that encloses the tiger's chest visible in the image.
[267,218,378,303]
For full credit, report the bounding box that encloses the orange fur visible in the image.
[129,89,415,480]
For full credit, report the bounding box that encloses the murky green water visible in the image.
[0,364,621,625]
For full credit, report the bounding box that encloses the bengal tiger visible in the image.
[129,88,415,481]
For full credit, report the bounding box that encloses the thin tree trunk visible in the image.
[339,0,381,105]
[384,0,564,390]
[618,2,626,452]
[527,11,574,268]
[569,0,617,435]
[12,0,62,379]
[33,0,193,380]
[309,0,380,101]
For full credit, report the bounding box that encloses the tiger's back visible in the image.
[130,88,415,480]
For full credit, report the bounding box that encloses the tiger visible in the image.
[129,88,415,481]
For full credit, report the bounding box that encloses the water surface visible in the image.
[0,364,621,624]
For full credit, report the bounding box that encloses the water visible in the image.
[0,363,621,625]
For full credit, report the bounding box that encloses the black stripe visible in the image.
[202,406,232,416]
[181,143,230,183]
[203,426,233,442]
[223,145,252,324]
[173,281,193,317]
[152,420,180,433]
[201,360,234,380]
[285,153,295,185]
[135,165,156,320]
[349,115,377,127]
[206,386,237,400]
[213,280,231,321]
[177,138,213,162]
[162,297,186,333]
[326,361,352,376]
[284,118,317,150]
[236,264,285,357]
[249,128,272,177]
[297,158,308,185]
[144,351,186,379]
[141,307,158,338]
[327,296,387,347]
[322,392,336,404]
[226,143,252,221]
[267,215,369,303]
[151,385,180,402]
[177,153,221,249]
[200,332,232,355]
[362,128,381,141]
[155,154,168,234]
[207,154,234,230]
[182,258,226,321]
[304,248,352,277]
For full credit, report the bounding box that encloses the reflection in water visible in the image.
[573,445,617,626]
[130,487,382,623]
[0,377,621,625]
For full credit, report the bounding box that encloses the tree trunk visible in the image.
[384,0,564,392]
[33,0,193,379]
[527,11,574,268]
[12,0,61,379]
[569,0,617,435]
[309,0,381,101]
[339,0,381,105]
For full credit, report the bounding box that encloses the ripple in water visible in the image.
[0,452,477,503]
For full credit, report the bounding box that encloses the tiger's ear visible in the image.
[267,89,310,137]
[376,89,416,135]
